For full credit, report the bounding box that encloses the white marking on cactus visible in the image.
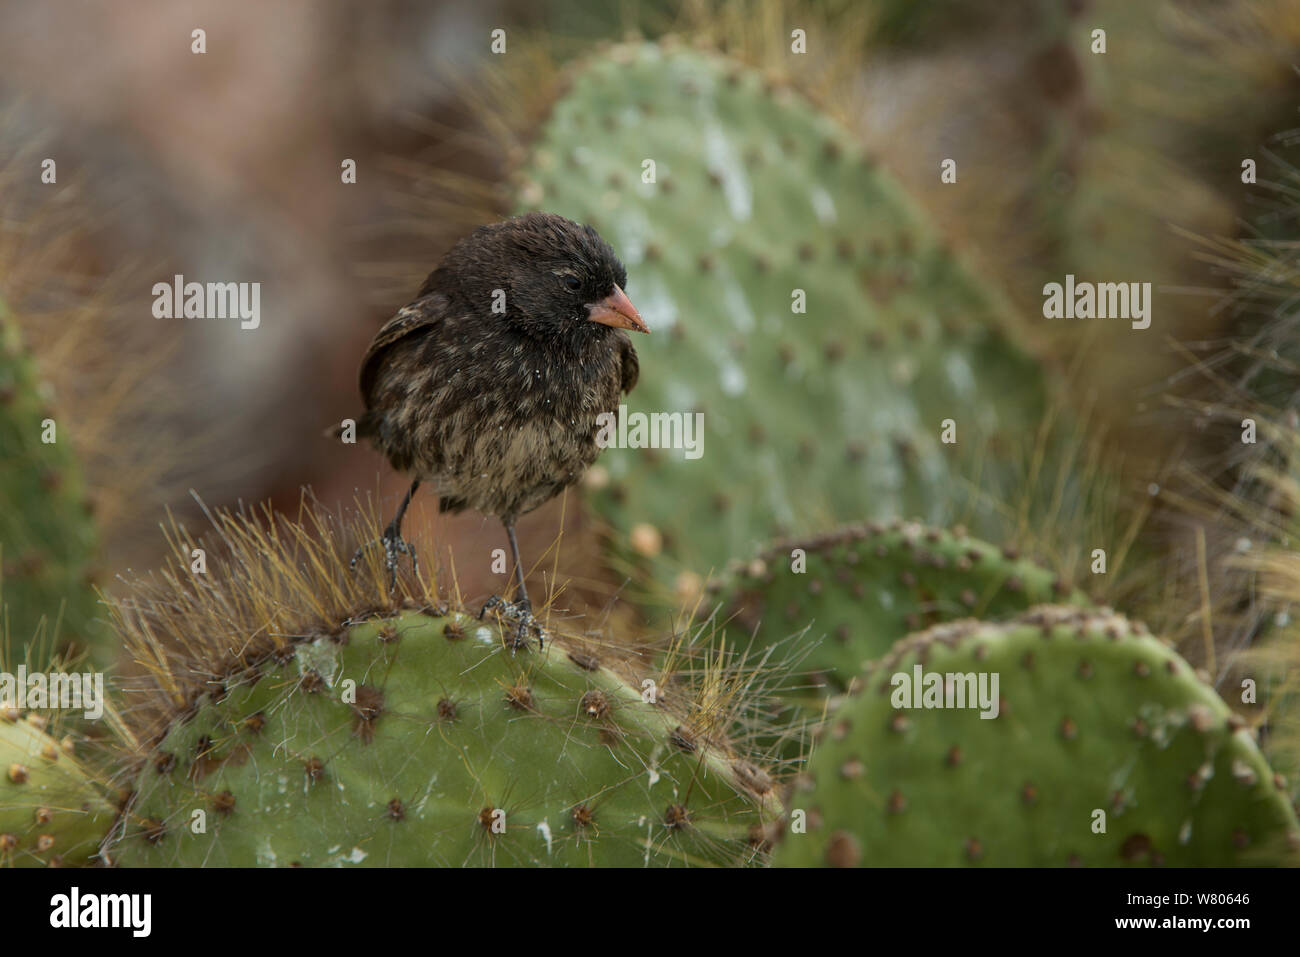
[890,356,918,385]
[297,641,339,687]
[664,380,698,415]
[537,820,554,855]
[720,362,746,397]
[810,186,836,224]
[472,626,495,645]
[943,353,977,400]
[724,280,756,332]
[704,125,751,221]
[256,838,277,867]
[611,206,655,264]
[333,846,368,865]
[632,276,679,325]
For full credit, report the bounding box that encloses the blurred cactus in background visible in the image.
[0,301,101,663]
[514,42,1066,611]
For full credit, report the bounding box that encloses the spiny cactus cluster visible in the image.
[516,42,1051,601]
[109,609,778,867]
[1172,143,1300,802]
[11,548,1298,868]
[772,606,1300,867]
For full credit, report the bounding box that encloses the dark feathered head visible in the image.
[431,211,647,343]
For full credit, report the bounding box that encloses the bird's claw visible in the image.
[350,531,419,588]
[478,595,544,650]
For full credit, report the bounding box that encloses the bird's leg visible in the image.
[504,521,530,613]
[478,521,543,650]
[351,479,421,588]
[505,521,543,649]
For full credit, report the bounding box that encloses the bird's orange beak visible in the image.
[586,285,648,333]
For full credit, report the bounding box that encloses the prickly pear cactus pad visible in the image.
[0,708,115,866]
[709,520,1088,694]
[0,301,101,658]
[108,609,778,867]
[772,606,1300,867]
[515,42,1051,596]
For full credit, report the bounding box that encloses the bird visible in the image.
[343,211,647,646]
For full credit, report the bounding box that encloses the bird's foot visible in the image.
[350,530,419,589]
[478,595,544,650]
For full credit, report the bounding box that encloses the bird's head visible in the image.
[443,211,648,344]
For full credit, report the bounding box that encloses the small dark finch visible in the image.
[346,211,647,642]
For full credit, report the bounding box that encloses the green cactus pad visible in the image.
[710,520,1088,694]
[772,606,1300,867]
[515,42,1050,599]
[0,710,115,866]
[108,610,778,867]
[0,301,102,660]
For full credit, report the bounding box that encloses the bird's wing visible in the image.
[358,292,449,403]
[618,334,639,395]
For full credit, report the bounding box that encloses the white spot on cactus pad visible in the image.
[607,205,656,265]
[943,352,976,400]
[332,846,368,866]
[256,838,277,868]
[890,357,918,385]
[297,641,339,685]
[634,277,679,326]
[720,362,746,396]
[810,186,836,224]
[664,380,697,413]
[724,281,756,333]
[537,820,554,855]
[704,125,751,221]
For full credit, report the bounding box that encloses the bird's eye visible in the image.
[562,274,582,291]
